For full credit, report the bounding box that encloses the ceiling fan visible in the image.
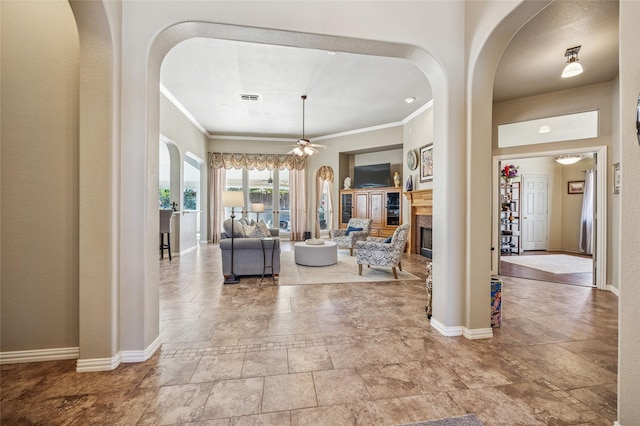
[287,95,326,156]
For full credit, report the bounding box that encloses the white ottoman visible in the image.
[294,241,338,266]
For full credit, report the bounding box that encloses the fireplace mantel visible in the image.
[404,189,433,254]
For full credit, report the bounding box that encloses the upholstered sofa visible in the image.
[220,218,280,280]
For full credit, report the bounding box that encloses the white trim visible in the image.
[76,337,161,372]
[121,336,162,364]
[160,84,208,135]
[613,422,621,426]
[463,327,494,340]
[607,285,620,297]
[430,318,464,337]
[76,354,122,372]
[403,99,434,124]
[0,347,79,365]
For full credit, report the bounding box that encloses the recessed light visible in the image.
[539,125,551,133]
[404,97,416,104]
[327,51,337,56]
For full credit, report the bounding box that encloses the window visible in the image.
[225,167,290,236]
[318,180,330,231]
[159,141,171,208]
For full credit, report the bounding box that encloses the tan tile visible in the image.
[70,389,157,425]
[348,393,466,426]
[357,363,421,399]
[230,411,291,425]
[504,343,617,389]
[448,387,545,426]
[138,357,201,387]
[241,349,288,378]
[191,353,246,383]
[291,404,355,426]
[138,383,213,425]
[202,378,264,419]
[313,368,370,406]
[287,346,333,373]
[262,373,318,413]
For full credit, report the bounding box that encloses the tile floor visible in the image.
[1,242,618,425]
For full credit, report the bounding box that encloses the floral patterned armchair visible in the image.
[355,224,410,279]
[329,218,373,256]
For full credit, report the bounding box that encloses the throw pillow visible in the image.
[223,218,245,238]
[383,236,393,243]
[238,217,249,226]
[246,223,271,238]
[257,220,271,237]
[345,226,363,235]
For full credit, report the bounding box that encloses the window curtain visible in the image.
[208,166,226,243]
[315,166,334,237]
[579,169,595,254]
[209,152,306,171]
[290,168,306,241]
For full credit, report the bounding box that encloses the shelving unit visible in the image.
[500,181,520,255]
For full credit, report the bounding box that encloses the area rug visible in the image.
[399,414,484,426]
[501,254,592,274]
[278,250,420,285]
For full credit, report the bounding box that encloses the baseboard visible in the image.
[76,336,162,372]
[463,327,494,339]
[607,285,620,297]
[613,421,621,426]
[121,335,162,363]
[76,353,122,372]
[430,318,464,336]
[431,319,493,339]
[0,347,79,365]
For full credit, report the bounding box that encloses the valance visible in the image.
[209,152,307,170]
[316,165,334,182]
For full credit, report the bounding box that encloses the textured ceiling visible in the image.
[159,0,619,140]
[493,0,619,103]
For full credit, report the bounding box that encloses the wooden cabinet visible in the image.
[339,187,402,236]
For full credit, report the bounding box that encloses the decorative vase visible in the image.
[393,172,401,188]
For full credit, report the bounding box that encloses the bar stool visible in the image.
[159,209,174,260]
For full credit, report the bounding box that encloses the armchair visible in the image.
[356,224,410,279]
[329,218,373,256]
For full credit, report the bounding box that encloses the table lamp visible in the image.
[222,191,245,284]
[252,203,265,222]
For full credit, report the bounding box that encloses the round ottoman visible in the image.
[294,241,338,266]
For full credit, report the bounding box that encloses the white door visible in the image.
[521,175,549,251]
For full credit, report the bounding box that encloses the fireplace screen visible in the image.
[420,227,432,259]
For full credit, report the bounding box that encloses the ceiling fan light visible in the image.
[554,154,584,165]
[293,147,303,156]
[303,146,314,155]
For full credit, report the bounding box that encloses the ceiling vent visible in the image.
[240,94,261,101]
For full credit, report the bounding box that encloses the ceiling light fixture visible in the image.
[404,97,416,104]
[287,95,327,156]
[554,154,584,165]
[538,125,551,134]
[562,46,583,78]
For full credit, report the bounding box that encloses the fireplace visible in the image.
[420,227,432,259]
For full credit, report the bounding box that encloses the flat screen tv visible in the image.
[353,163,391,188]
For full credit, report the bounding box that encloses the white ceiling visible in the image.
[159,0,619,141]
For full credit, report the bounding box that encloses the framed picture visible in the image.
[568,180,584,194]
[419,143,434,182]
[613,162,621,194]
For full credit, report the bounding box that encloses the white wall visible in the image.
[1,1,80,352]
